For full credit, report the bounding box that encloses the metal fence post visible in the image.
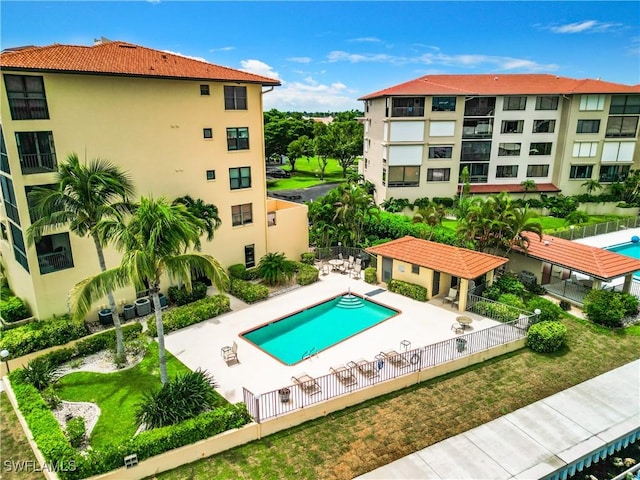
[254,395,261,424]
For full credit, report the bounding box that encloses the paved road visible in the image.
[267,182,339,203]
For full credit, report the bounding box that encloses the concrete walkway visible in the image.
[356,360,640,480]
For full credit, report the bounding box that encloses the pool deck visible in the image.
[574,227,640,249]
[163,272,501,404]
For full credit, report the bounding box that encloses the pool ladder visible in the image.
[301,346,317,361]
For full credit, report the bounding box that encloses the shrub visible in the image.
[432,196,455,208]
[166,281,207,306]
[294,262,319,286]
[482,285,501,301]
[0,296,31,323]
[0,316,89,357]
[147,295,230,337]
[524,281,547,296]
[65,417,86,448]
[20,357,59,391]
[472,300,522,323]
[497,293,525,310]
[229,279,269,304]
[227,264,247,280]
[257,252,296,286]
[244,266,260,281]
[526,320,568,353]
[583,289,628,327]
[526,296,564,323]
[364,267,377,284]
[300,252,316,265]
[619,292,639,317]
[387,279,427,301]
[41,385,62,409]
[136,369,219,429]
[495,273,526,297]
[542,194,579,218]
[559,300,572,311]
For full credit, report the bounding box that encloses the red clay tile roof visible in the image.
[514,233,640,281]
[358,74,638,100]
[0,41,281,85]
[366,236,508,280]
[456,183,561,194]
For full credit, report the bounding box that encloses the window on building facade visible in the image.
[426,168,450,182]
[229,167,251,190]
[526,164,549,177]
[498,143,521,156]
[232,203,253,226]
[576,119,601,134]
[382,168,386,186]
[532,119,556,133]
[462,118,493,138]
[206,170,216,180]
[3,74,49,120]
[388,166,420,187]
[501,120,524,134]
[432,96,456,111]
[428,146,453,159]
[429,121,456,137]
[529,142,552,155]
[503,96,527,111]
[15,131,57,174]
[605,116,639,138]
[579,95,605,111]
[226,127,249,150]
[0,126,9,174]
[244,244,255,267]
[599,165,630,183]
[203,128,213,139]
[461,141,492,161]
[464,97,496,116]
[535,96,559,110]
[9,223,29,272]
[36,232,74,274]
[459,163,489,183]
[391,97,425,117]
[572,142,598,158]
[200,84,210,95]
[25,184,55,223]
[602,142,636,162]
[609,95,640,114]
[496,165,519,178]
[411,264,420,274]
[224,86,247,110]
[569,165,594,180]
[0,175,20,225]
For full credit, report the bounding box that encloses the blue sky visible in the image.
[2,1,639,112]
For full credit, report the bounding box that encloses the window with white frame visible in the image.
[579,95,605,111]
[426,168,450,182]
[498,143,521,156]
[533,119,556,133]
[602,142,636,162]
[231,203,253,226]
[529,142,552,155]
[501,120,524,134]
[576,119,601,134]
[503,96,527,111]
[429,121,455,137]
[609,95,640,114]
[226,127,249,150]
[224,86,247,110]
[605,116,639,138]
[535,96,559,110]
[388,166,420,187]
[428,145,453,159]
[572,142,598,158]
[496,165,519,178]
[229,167,251,189]
[526,164,549,177]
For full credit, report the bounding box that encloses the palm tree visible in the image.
[257,252,296,286]
[520,179,537,200]
[332,184,379,246]
[412,204,445,240]
[172,195,221,241]
[503,206,543,255]
[27,153,134,357]
[581,179,602,196]
[70,197,229,384]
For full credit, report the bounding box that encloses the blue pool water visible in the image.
[607,242,640,278]
[241,293,399,365]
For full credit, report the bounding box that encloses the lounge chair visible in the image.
[443,288,457,304]
[346,358,379,379]
[330,365,357,387]
[291,373,321,396]
[222,341,239,366]
[380,349,410,368]
[351,264,362,279]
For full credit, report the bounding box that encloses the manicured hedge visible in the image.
[525,296,563,324]
[229,279,269,304]
[9,371,252,480]
[526,320,568,353]
[387,279,427,301]
[583,289,639,327]
[0,316,89,357]
[300,252,316,265]
[228,264,260,281]
[471,300,523,323]
[146,295,230,337]
[0,295,31,323]
[167,282,208,306]
[364,267,377,284]
[294,262,319,286]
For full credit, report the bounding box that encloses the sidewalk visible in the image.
[356,360,640,479]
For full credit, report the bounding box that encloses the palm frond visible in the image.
[70,267,131,320]
[164,253,229,292]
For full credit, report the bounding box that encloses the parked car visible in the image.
[266,166,291,178]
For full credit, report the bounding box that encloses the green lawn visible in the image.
[150,316,640,480]
[267,157,349,191]
[55,342,206,449]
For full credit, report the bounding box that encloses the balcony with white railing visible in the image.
[20,153,57,174]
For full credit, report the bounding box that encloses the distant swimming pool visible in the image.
[607,242,640,278]
[241,293,399,365]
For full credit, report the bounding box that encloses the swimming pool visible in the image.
[607,242,640,278]
[241,292,400,365]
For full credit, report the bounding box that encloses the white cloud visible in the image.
[349,37,382,43]
[209,46,235,52]
[548,20,623,34]
[327,50,558,72]
[287,56,312,63]
[264,78,361,112]
[239,59,281,80]
[161,50,208,63]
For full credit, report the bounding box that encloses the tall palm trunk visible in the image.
[92,232,124,355]
[150,285,168,384]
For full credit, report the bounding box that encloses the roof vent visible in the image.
[544,240,550,246]
[494,76,499,81]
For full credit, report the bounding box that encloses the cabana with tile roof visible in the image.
[508,233,640,304]
[366,236,509,312]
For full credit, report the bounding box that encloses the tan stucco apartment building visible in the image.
[0,40,309,319]
[358,74,640,204]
